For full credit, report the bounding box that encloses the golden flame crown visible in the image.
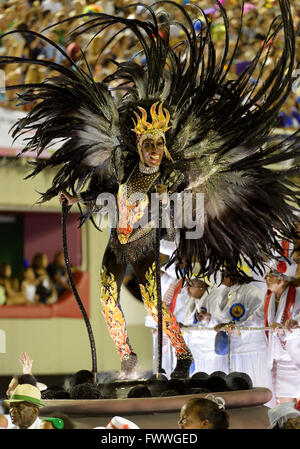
[131,102,171,138]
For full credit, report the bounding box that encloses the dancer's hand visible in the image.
[155,184,169,206]
[19,352,33,374]
[59,191,78,206]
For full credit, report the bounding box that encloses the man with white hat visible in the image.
[4,384,44,429]
[264,258,300,404]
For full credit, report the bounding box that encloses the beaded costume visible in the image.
[1,0,299,377]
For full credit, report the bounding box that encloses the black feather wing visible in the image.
[0,30,120,201]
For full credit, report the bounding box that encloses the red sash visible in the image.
[170,279,183,314]
[264,285,296,340]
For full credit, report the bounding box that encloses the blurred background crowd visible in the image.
[0,250,76,306]
[0,0,299,129]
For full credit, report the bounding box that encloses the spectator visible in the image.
[0,262,26,305]
[66,35,81,64]
[69,382,101,399]
[19,267,40,305]
[32,253,57,304]
[127,385,151,398]
[164,379,186,396]
[159,389,179,397]
[98,383,118,399]
[0,0,297,122]
[6,374,38,399]
[178,396,229,429]
[64,369,94,392]
[48,250,71,297]
[5,383,44,429]
[6,352,47,398]
[41,388,70,399]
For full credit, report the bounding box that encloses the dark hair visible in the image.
[19,267,35,283]
[160,389,179,397]
[127,385,151,398]
[73,370,94,386]
[32,253,47,270]
[184,398,229,429]
[165,379,186,395]
[41,388,69,400]
[17,374,37,387]
[52,391,70,399]
[98,384,117,399]
[65,370,94,391]
[69,382,101,399]
[0,262,10,279]
[53,250,64,263]
[1,399,9,414]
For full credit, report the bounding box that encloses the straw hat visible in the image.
[8,384,44,407]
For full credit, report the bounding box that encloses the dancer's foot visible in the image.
[170,356,193,379]
[118,352,138,379]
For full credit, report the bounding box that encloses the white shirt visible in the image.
[183,284,228,327]
[182,286,226,360]
[7,417,43,429]
[211,282,267,354]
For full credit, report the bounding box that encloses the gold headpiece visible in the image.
[132,102,171,138]
[131,102,173,162]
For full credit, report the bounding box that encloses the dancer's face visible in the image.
[140,137,164,167]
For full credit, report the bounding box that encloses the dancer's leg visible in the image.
[132,255,193,377]
[100,245,137,374]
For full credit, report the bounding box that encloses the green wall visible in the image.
[0,164,153,376]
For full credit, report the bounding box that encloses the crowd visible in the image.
[0,250,72,306]
[0,0,299,128]
[0,350,300,429]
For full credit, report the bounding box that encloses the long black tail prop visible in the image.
[61,200,98,382]
[155,200,163,378]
